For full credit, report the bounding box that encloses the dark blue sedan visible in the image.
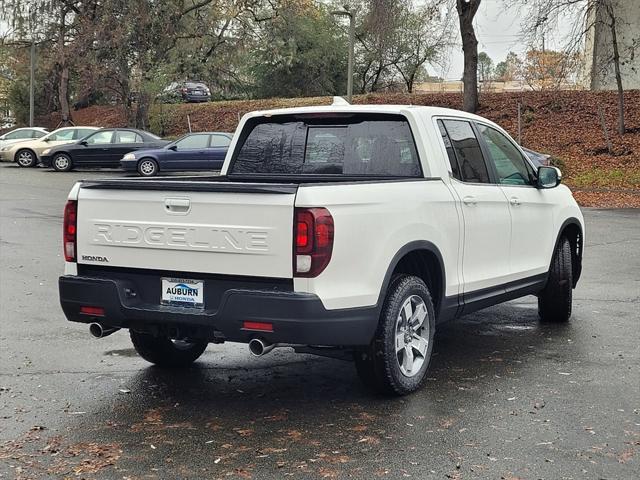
[120,132,232,176]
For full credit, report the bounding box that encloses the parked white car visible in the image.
[0,127,49,153]
[1,126,99,166]
[58,102,584,395]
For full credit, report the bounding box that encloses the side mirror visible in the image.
[168,145,177,151]
[43,137,51,142]
[80,140,88,146]
[537,166,562,189]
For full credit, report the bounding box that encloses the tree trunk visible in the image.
[58,65,71,124]
[136,92,150,130]
[456,0,481,113]
[607,5,625,134]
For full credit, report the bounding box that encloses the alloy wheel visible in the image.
[139,160,156,176]
[17,150,35,167]
[54,155,70,170]
[395,294,430,377]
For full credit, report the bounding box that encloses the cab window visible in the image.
[476,124,535,186]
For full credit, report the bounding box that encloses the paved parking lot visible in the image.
[0,163,639,479]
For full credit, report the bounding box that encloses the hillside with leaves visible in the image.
[35,89,640,207]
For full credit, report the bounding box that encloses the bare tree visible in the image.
[391,0,455,93]
[526,0,637,134]
[456,0,481,112]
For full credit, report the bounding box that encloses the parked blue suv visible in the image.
[120,132,232,176]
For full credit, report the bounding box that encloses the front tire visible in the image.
[538,237,573,323]
[52,153,73,172]
[355,275,436,395]
[16,149,37,168]
[130,331,207,367]
[137,158,158,177]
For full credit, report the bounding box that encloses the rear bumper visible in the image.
[59,274,378,346]
[183,94,210,103]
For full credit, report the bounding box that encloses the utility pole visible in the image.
[29,41,35,127]
[331,7,355,103]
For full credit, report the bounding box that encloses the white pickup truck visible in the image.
[59,103,584,395]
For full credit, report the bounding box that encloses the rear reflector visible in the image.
[80,306,105,317]
[242,321,273,332]
[63,200,77,262]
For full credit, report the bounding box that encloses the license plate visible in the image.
[193,90,202,95]
[161,278,204,307]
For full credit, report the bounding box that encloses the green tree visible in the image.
[477,51,493,84]
[494,51,521,82]
[250,1,347,98]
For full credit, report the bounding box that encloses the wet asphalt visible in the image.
[0,163,638,480]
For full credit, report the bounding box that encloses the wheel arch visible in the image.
[553,218,583,287]
[377,241,446,319]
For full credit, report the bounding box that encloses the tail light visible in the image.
[294,207,334,277]
[63,200,77,262]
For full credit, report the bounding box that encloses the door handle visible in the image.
[462,196,477,205]
[164,197,191,214]
[509,197,521,206]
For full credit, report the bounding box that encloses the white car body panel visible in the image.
[75,188,295,278]
[67,104,584,314]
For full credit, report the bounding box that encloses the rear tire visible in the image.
[538,237,573,323]
[355,274,435,395]
[16,149,37,168]
[130,331,207,367]
[52,153,73,172]
[137,158,158,177]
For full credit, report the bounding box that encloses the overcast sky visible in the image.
[438,0,575,80]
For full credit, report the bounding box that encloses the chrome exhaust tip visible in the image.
[249,338,275,357]
[89,323,119,339]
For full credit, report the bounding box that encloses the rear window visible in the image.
[230,114,421,177]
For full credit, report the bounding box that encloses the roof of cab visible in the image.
[243,103,495,127]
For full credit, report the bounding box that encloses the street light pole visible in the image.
[347,10,354,104]
[29,40,35,127]
[331,8,355,103]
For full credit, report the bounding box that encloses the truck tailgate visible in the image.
[75,180,297,278]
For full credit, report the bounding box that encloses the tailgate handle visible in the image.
[164,197,191,214]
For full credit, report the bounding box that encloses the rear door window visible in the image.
[230,114,421,177]
[115,131,143,144]
[440,119,490,184]
[49,129,75,141]
[209,134,231,147]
